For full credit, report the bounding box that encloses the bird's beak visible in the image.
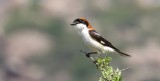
[70,23,76,26]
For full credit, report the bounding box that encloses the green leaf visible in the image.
[97,56,122,81]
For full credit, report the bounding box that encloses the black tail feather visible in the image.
[115,50,131,57]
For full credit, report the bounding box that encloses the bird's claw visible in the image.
[80,50,91,58]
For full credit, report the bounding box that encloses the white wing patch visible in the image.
[100,41,105,44]
[94,32,100,36]
[93,32,106,45]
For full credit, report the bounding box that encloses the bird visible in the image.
[70,17,131,58]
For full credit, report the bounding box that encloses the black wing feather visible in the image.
[89,30,131,57]
[89,30,117,49]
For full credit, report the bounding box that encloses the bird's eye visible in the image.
[78,20,82,22]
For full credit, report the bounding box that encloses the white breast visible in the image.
[79,29,105,53]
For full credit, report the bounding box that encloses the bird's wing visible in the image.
[89,30,131,57]
[89,30,117,49]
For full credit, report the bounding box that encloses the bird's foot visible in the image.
[80,50,89,57]
[80,50,98,62]
[80,50,97,58]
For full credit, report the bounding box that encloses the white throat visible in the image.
[73,23,88,36]
[74,24,87,31]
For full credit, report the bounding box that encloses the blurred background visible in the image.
[0,0,160,81]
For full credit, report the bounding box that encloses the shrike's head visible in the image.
[71,17,94,31]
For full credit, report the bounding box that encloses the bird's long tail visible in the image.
[115,50,131,57]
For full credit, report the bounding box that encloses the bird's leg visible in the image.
[80,50,97,58]
[95,51,103,59]
[86,52,98,58]
[80,50,98,62]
